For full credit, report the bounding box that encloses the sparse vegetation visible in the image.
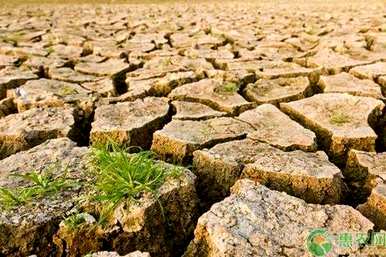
[0,164,79,209]
[59,86,78,96]
[216,82,239,94]
[364,35,376,51]
[200,126,214,138]
[46,46,55,55]
[329,111,351,125]
[63,212,90,230]
[161,57,173,66]
[89,141,183,223]
[0,31,26,46]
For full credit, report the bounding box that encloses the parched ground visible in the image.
[0,1,386,256]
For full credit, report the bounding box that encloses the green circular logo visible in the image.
[306,228,333,257]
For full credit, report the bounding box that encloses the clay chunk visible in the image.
[172,101,227,120]
[11,79,93,113]
[358,184,386,230]
[168,79,254,115]
[0,107,76,159]
[239,104,317,151]
[0,138,89,257]
[151,117,254,163]
[243,76,312,105]
[193,139,343,205]
[91,97,170,148]
[184,179,373,257]
[281,93,384,165]
[350,62,386,80]
[318,72,383,99]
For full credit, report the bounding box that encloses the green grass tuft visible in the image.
[59,86,78,96]
[63,213,89,230]
[0,164,79,209]
[89,142,183,223]
[0,31,26,46]
[46,46,55,55]
[216,82,239,94]
[329,111,351,126]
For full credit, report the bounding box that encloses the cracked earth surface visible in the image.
[0,1,386,256]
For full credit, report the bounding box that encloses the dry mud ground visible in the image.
[0,1,386,257]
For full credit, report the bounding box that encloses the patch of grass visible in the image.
[59,86,78,96]
[161,57,173,67]
[329,111,351,126]
[365,35,375,51]
[216,82,239,94]
[199,126,214,138]
[63,213,89,230]
[0,187,33,208]
[89,142,183,223]
[0,164,79,209]
[46,46,55,55]
[0,31,26,46]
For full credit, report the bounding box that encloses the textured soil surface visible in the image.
[0,1,386,256]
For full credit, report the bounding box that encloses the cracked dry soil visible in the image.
[0,1,386,257]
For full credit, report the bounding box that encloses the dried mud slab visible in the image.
[49,44,84,60]
[349,62,386,80]
[184,47,234,62]
[168,79,255,115]
[11,79,94,113]
[53,163,198,257]
[206,69,256,86]
[379,76,386,89]
[243,76,312,105]
[238,104,317,151]
[126,71,204,97]
[298,48,370,74]
[48,67,99,84]
[150,71,204,96]
[226,60,317,79]
[0,46,48,58]
[183,179,373,257]
[255,61,318,79]
[113,78,158,103]
[0,67,38,99]
[82,78,117,97]
[358,184,386,230]
[172,101,227,120]
[0,97,16,118]
[74,58,133,90]
[193,139,343,205]
[90,97,170,148]
[345,150,386,201]
[0,54,18,69]
[151,117,254,163]
[0,138,89,257]
[22,55,69,76]
[242,148,344,204]
[142,56,213,75]
[281,93,384,165]
[0,107,76,159]
[74,59,131,78]
[170,32,225,49]
[0,138,198,257]
[318,72,383,99]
